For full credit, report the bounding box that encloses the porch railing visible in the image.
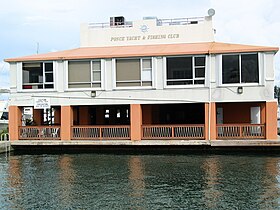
[72,125,130,140]
[19,126,61,140]
[142,124,205,140]
[216,124,265,139]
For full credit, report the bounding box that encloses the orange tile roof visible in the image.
[5,42,278,62]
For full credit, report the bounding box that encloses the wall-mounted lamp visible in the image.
[237,87,243,94]
[91,91,96,97]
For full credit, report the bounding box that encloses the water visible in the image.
[1,152,280,209]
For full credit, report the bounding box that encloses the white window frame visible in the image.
[20,61,55,92]
[66,59,104,91]
[164,55,207,89]
[218,52,261,87]
[113,57,154,90]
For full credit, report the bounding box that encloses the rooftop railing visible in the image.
[88,17,205,29]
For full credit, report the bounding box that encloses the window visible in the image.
[68,60,101,88]
[22,62,54,89]
[116,58,152,87]
[222,53,259,84]
[166,56,205,86]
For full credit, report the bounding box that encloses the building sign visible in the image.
[34,98,50,109]
[110,34,180,42]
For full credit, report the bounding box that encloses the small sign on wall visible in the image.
[34,98,50,109]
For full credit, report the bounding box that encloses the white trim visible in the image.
[112,58,116,89]
[17,62,22,92]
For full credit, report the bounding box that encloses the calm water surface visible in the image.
[1,151,280,209]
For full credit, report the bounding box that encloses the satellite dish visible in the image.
[208,8,215,17]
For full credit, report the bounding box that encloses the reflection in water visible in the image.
[1,153,280,209]
[202,157,222,209]
[58,155,76,208]
[128,156,145,209]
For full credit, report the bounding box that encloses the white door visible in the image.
[250,106,260,124]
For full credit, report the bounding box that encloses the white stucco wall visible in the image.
[80,16,214,47]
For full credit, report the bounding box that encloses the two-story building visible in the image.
[5,14,279,146]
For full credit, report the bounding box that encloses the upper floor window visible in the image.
[116,58,152,87]
[166,56,205,86]
[222,53,259,84]
[22,62,54,89]
[68,60,101,89]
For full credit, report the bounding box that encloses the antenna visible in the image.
[208,8,215,17]
[36,42,39,54]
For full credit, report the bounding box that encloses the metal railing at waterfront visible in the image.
[142,124,205,140]
[72,125,131,140]
[19,126,61,140]
[216,124,265,139]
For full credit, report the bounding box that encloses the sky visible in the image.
[1,0,280,93]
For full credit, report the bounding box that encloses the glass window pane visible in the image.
[143,59,152,69]
[142,69,152,81]
[68,61,91,83]
[222,55,240,84]
[45,84,54,89]
[68,83,91,88]
[116,59,141,81]
[92,61,101,70]
[241,54,259,83]
[45,63,53,72]
[167,57,192,80]
[194,80,205,84]
[195,67,205,78]
[45,73,53,82]
[92,71,101,81]
[195,57,205,66]
[116,82,141,87]
[22,62,43,84]
[167,80,193,85]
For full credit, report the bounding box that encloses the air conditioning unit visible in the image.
[110,16,125,27]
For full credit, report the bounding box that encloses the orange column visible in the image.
[266,101,277,140]
[210,102,216,140]
[130,104,142,141]
[205,103,209,140]
[9,106,22,141]
[205,102,216,140]
[61,106,73,141]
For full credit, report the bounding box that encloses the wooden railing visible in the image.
[19,126,61,140]
[142,124,205,140]
[72,125,130,140]
[216,124,265,139]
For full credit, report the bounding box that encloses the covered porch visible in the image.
[141,103,206,140]
[215,102,277,139]
[71,105,130,140]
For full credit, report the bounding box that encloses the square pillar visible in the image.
[130,104,142,141]
[61,106,73,141]
[9,106,22,141]
[210,102,217,140]
[205,102,216,140]
[266,101,277,140]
